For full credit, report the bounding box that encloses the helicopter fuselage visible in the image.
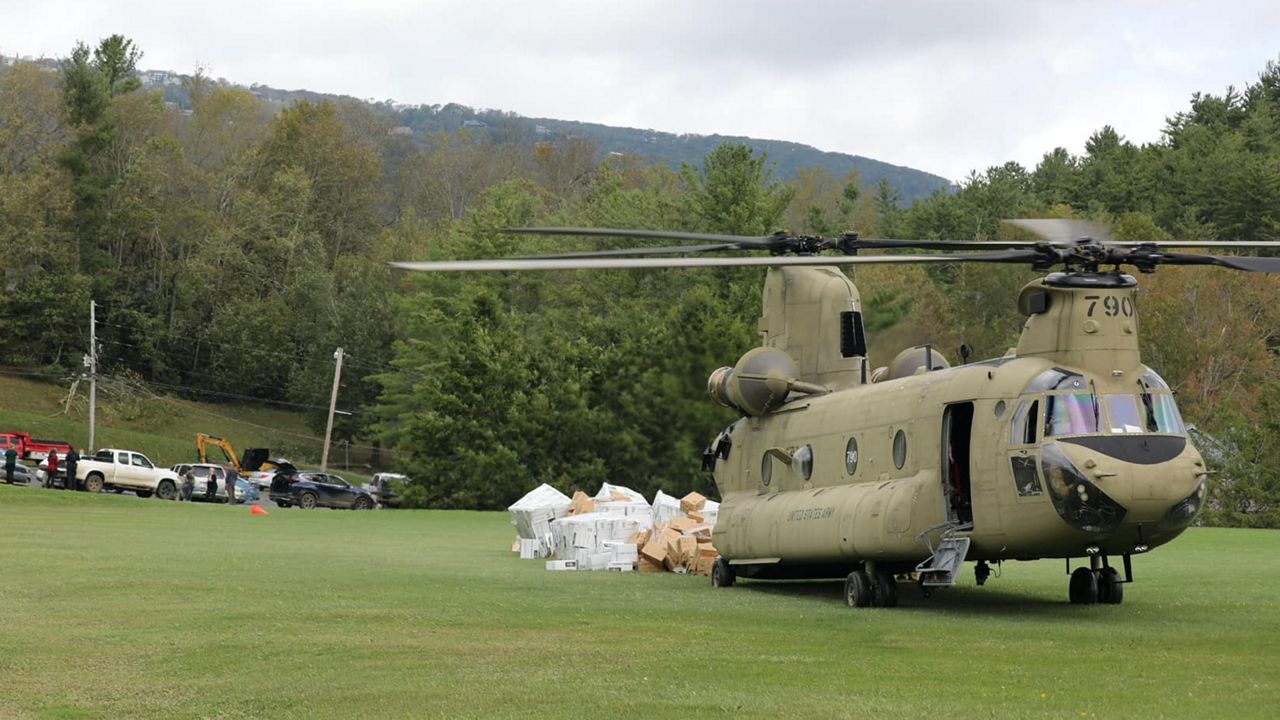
[707,267,1207,581]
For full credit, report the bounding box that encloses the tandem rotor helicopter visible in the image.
[392,219,1280,608]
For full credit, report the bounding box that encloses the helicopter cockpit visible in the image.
[1009,367,1185,446]
[1006,367,1191,533]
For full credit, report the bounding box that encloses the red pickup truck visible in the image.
[0,432,74,461]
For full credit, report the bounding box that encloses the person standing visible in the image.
[203,469,217,502]
[3,447,15,484]
[47,449,59,489]
[181,468,195,502]
[64,448,80,491]
[224,467,237,504]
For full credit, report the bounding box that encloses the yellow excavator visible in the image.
[194,433,271,476]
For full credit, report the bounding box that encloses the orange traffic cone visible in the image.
[250,505,269,516]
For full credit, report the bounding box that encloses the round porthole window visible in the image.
[793,445,813,481]
[845,437,859,475]
[994,400,1007,418]
[761,454,772,486]
[893,429,907,470]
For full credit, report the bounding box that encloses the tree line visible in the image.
[1,36,1277,525]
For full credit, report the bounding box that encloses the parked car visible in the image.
[270,468,375,510]
[362,472,409,508]
[245,457,293,491]
[35,458,72,489]
[4,461,39,485]
[76,449,181,499]
[170,463,260,504]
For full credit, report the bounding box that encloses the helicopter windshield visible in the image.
[1045,393,1099,436]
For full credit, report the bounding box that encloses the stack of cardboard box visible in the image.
[507,483,572,558]
[636,491,719,575]
[511,484,721,575]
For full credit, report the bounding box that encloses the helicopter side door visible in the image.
[941,402,975,526]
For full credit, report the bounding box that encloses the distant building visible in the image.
[389,126,414,136]
[534,124,550,135]
[462,120,487,129]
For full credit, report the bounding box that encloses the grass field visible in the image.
[1,486,1277,719]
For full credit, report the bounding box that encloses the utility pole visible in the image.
[87,300,97,451]
[321,347,344,471]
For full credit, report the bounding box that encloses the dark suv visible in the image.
[269,464,375,510]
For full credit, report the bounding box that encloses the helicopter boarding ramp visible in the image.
[915,536,971,587]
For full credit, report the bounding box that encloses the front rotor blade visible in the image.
[1141,241,1280,249]
[854,237,1038,250]
[389,249,1041,272]
[1156,252,1280,273]
[505,227,787,248]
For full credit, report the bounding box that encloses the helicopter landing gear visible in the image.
[846,565,898,608]
[711,557,736,588]
[1068,557,1128,605]
[844,570,872,608]
[1068,566,1098,604]
[1097,566,1124,605]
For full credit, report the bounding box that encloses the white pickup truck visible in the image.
[78,448,182,499]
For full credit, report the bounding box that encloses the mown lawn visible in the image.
[0,485,1276,719]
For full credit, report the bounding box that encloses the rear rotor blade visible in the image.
[390,249,1041,273]
[516,243,742,260]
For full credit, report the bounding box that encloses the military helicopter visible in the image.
[391,219,1280,607]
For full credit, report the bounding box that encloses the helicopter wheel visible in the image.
[1097,567,1124,605]
[872,571,898,608]
[1068,566,1099,604]
[711,557,736,588]
[844,570,873,608]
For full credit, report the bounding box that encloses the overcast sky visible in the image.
[1,1,1276,181]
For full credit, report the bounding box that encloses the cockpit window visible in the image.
[1045,393,1099,436]
[1141,392,1184,434]
[1009,399,1041,445]
[1025,368,1086,393]
[1104,395,1144,433]
[1139,368,1170,391]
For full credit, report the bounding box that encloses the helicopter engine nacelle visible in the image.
[885,345,950,381]
[707,348,804,416]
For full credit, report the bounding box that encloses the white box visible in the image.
[606,562,634,572]
[586,552,613,571]
[545,560,577,571]
[519,538,544,559]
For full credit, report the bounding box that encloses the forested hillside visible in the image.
[1,36,1277,525]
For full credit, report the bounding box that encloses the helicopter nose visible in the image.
[1055,435,1205,524]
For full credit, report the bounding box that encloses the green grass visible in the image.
[1,486,1277,719]
[0,375,371,479]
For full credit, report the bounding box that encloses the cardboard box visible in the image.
[669,517,699,533]
[569,491,596,516]
[698,544,719,558]
[519,538,544,559]
[677,536,698,566]
[693,556,715,576]
[680,492,707,514]
[640,540,667,565]
[688,511,705,523]
[545,560,577,571]
[636,557,665,573]
[684,524,713,540]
